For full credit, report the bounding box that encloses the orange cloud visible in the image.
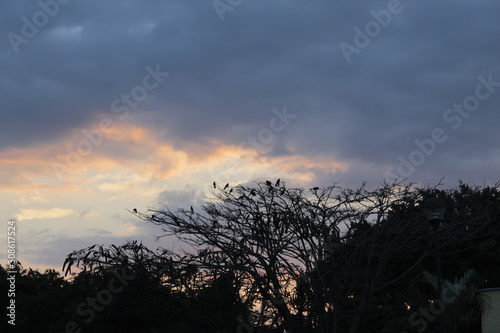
[270,155,348,181]
[1,117,349,210]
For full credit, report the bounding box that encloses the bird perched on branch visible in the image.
[266,180,272,186]
[213,181,216,189]
[190,206,194,214]
[133,208,137,213]
[275,179,280,186]
[224,183,229,190]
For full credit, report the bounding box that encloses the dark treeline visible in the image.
[2,180,500,332]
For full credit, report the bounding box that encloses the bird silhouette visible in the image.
[250,189,256,196]
[133,208,137,213]
[190,206,194,213]
[275,179,280,186]
[151,215,155,219]
[229,188,233,194]
[224,183,229,190]
[213,181,216,189]
[266,180,272,186]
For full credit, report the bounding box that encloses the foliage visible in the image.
[4,179,500,332]
[382,269,480,333]
[134,179,500,332]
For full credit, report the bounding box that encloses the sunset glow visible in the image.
[1,0,499,275]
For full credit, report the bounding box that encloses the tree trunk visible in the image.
[348,296,366,333]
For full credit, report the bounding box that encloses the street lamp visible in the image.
[421,197,446,333]
[422,197,446,227]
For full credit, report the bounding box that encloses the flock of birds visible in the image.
[132,179,321,216]
[211,178,281,191]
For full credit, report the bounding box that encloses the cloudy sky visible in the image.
[1,0,499,272]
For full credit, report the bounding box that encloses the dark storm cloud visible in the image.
[1,0,499,183]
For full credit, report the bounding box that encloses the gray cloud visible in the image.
[1,0,499,184]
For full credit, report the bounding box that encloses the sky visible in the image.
[1,0,499,273]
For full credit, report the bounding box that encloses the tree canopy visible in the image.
[3,180,500,332]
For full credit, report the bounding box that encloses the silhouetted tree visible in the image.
[6,179,500,333]
[62,240,248,332]
[136,180,500,333]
